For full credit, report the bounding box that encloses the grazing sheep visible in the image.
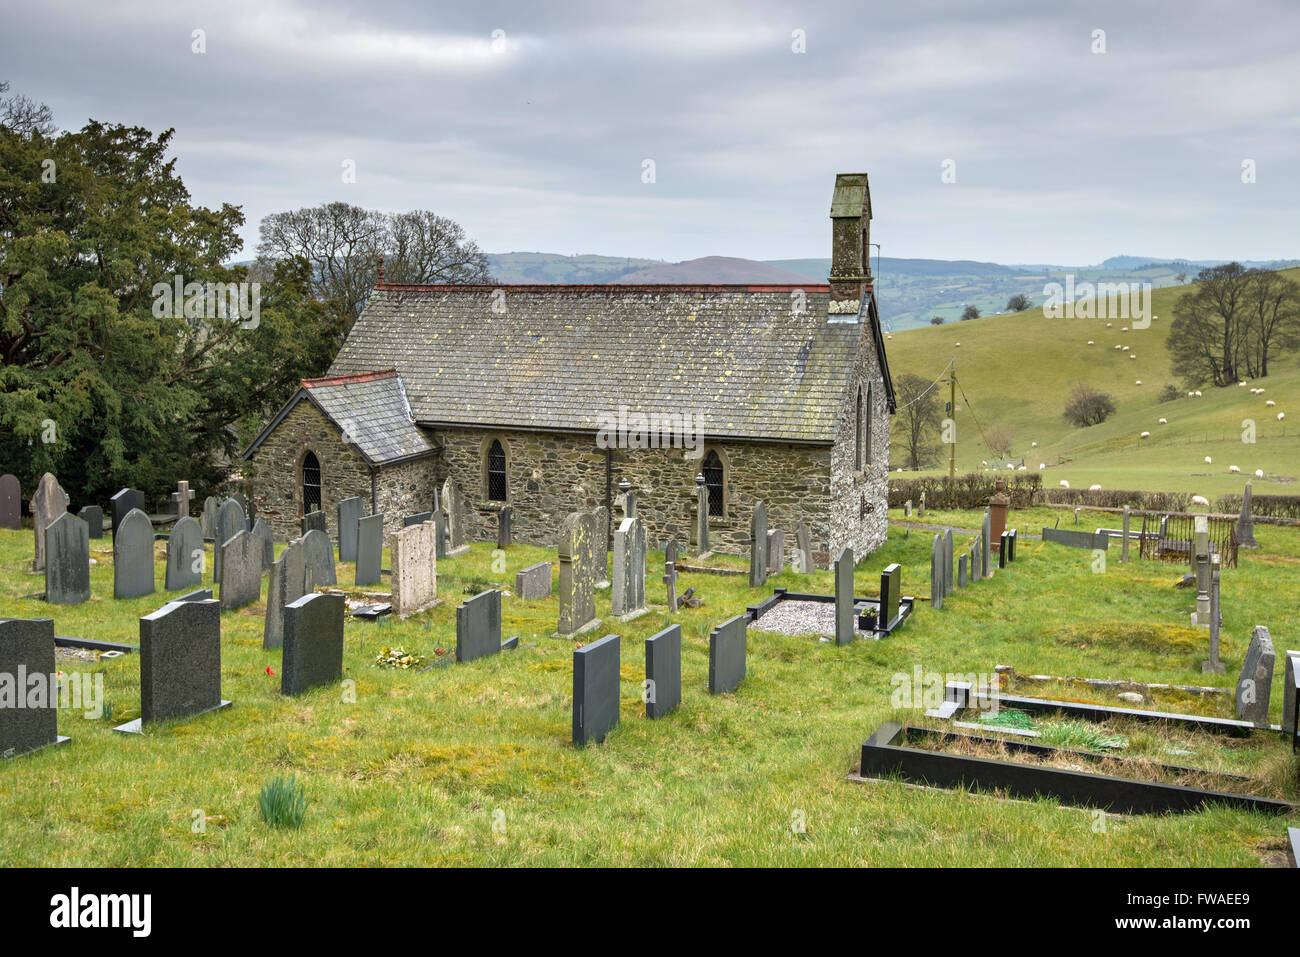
[1229,465,1240,473]
[1140,431,1151,438]
[1089,484,1102,491]
[1204,456,1213,464]
[1158,417,1167,424]
[1191,495,1210,508]
[1278,412,1286,421]
[1266,400,1276,407]
[1059,480,1070,488]
[1255,469,1265,478]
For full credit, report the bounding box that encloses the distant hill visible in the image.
[487,251,665,284]
[613,256,812,284]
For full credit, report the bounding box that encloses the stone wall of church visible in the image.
[433,426,840,565]
[374,458,440,540]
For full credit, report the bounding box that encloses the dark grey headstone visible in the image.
[118,597,228,730]
[1282,650,1300,744]
[251,517,274,571]
[302,510,327,536]
[45,512,90,605]
[282,593,345,696]
[957,553,968,588]
[456,589,502,664]
[214,498,247,583]
[497,506,513,547]
[300,528,336,587]
[110,488,145,537]
[433,507,448,559]
[1042,527,1109,550]
[766,529,785,575]
[264,540,306,650]
[30,473,69,572]
[0,618,68,756]
[113,508,156,600]
[1236,625,1275,724]
[981,510,992,579]
[219,530,262,611]
[834,546,855,646]
[516,561,552,600]
[0,474,19,530]
[611,515,646,618]
[748,501,768,588]
[929,535,944,611]
[943,530,955,595]
[708,614,748,694]
[645,624,682,720]
[78,504,104,539]
[337,497,363,562]
[175,588,213,602]
[354,513,384,587]
[572,633,620,745]
[879,563,901,628]
[999,531,1009,569]
[229,492,249,527]
[664,538,680,565]
[404,511,432,527]
[795,520,813,573]
[164,516,204,592]
[198,496,218,539]
[1008,529,1018,562]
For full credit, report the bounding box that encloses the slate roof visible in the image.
[325,283,894,444]
[241,369,438,466]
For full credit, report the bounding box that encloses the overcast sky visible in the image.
[3,0,1297,266]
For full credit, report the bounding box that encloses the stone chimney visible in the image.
[828,173,872,314]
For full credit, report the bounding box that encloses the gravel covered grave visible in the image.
[749,599,876,640]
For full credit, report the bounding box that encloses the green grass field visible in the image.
[1,518,1296,867]
[885,270,1300,496]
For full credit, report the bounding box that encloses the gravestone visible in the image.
[110,487,145,537]
[300,528,337,588]
[694,473,710,556]
[795,520,812,573]
[943,530,954,595]
[645,624,682,719]
[0,474,21,530]
[301,510,327,536]
[980,510,992,579]
[708,614,748,694]
[214,498,247,583]
[78,505,104,539]
[662,553,679,614]
[557,510,601,637]
[1235,625,1275,725]
[1282,650,1300,744]
[171,480,194,519]
[1041,528,1109,550]
[766,529,784,576]
[572,633,620,745]
[998,531,1009,569]
[390,521,437,617]
[516,561,552,600]
[611,515,647,619]
[199,496,218,540]
[497,506,513,548]
[1192,516,1211,627]
[30,473,69,572]
[929,535,943,610]
[618,479,637,520]
[0,618,69,757]
[1203,557,1225,673]
[748,501,768,588]
[456,589,502,663]
[114,598,230,732]
[443,478,469,555]
[1236,481,1259,549]
[404,511,432,527]
[593,506,611,586]
[664,539,679,565]
[45,512,90,605]
[957,553,967,588]
[1121,506,1131,562]
[113,508,156,600]
[176,589,213,602]
[264,540,306,649]
[834,546,855,646]
[229,492,249,525]
[164,516,204,591]
[355,513,384,587]
[879,563,900,628]
[337,497,364,562]
[251,517,275,570]
[281,593,345,696]
[219,530,262,611]
[433,507,448,558]
[1008,528,1018,562]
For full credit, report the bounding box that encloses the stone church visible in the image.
[240,172,896,567]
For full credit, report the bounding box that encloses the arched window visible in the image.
[487,439,507,501]
[703,449,724,517]
[302,451,322,515]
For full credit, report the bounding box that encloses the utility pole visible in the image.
[948,359,957,507]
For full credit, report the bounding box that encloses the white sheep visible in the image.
[1279,412,1286,421]
[1158,417,1167,424]
[1089,484,1102,491]
[1266,400,1276,407]
[1140,431,1151,438]
[1255,469,1265,478]
[1059,480,1070,488]
[1229,465,1240,473]
[1204,456,1213,464]
[1191,495,1210,508]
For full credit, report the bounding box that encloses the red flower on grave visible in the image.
[265,666,275,676]
[434,648,447,657]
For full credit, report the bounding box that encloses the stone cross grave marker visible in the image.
[164,515,204,592]
[612,515,647,619]
[515,561,552,600]
[337,497,363,563]
[748,501,768,588]
[662,552,679,614]
[171,480,194,519]
[0,474,20,530]
[645,624,681,719]
[834,546,855,646]
[264,539,307,649]
[390,521,437,618]
[79,505,104,539]
[281,593,345,696]
[45,512,90,605]
[114,598,230,733]
[1236,625,1275,725]
[31,473,68,572]
[557,510,601,637]
[110,487,145,537]
[572,633,620,745]
[1202,556,1225,674]
[113,508,156,600]
[354,513,384,587]
[708,614,748,694]
[219,530,263,611]
[0,618,70,757]
[456,589,502,663]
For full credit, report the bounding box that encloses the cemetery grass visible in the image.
[0,523,1297,867]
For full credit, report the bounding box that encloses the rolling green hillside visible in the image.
[884,270,1300,497]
